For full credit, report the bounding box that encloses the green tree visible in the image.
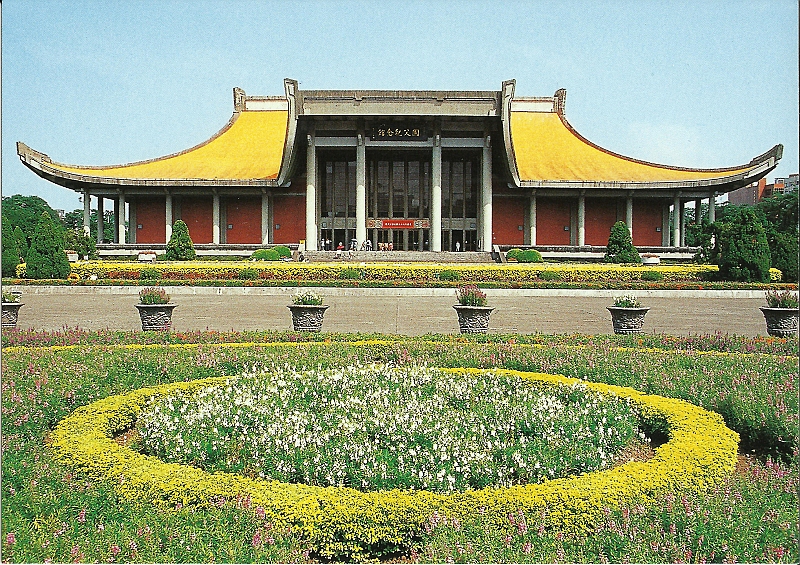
[13,225,28,261]
[64,228,98,260]
[603,221,641,263]
[2,215,21,277]
[26,212,71,279]
[165,220,196,261]
[716,208,771,282]
[1,194,63,250]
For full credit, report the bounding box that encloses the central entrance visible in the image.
[368,151,430,250]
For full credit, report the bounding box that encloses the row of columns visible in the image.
[83,190,271,245]
[527,191,717,246]
[304,131,494,252]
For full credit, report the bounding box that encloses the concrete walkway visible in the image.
[3,285,773,337]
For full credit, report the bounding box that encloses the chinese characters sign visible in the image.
[367,219,430,229]
[371,124,427,141]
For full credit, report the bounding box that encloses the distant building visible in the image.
[728,173,797,206]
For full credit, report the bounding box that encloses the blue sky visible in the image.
[3,0,798,212]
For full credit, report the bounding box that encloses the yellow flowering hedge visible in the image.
[49,367,739,559]
[14,260,783,282]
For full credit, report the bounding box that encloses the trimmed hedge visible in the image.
[17,260,783,284]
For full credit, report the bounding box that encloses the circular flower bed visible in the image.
[136,364,642,492]
[49,366,739,560]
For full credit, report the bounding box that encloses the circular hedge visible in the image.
[50,365,738,560]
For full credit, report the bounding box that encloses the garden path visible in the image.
[7,287,771,337]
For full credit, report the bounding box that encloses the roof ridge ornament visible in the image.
[554,89,566,115]
[233,87,246,112]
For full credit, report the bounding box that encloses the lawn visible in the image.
[1,331,797,562]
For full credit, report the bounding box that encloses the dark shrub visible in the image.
[518,249,543,263]
[717,208,771,282]
[25,212,70,279]
[139,267,161,281]
[167,220,197,261]
[539,270,563,281]
[238,268,260,280]
[250,249,280,261]
[769,232,798,283]
[338,267,362,280]
[273,245,292,258]
[2,216,20,277]
[165,220,196,261]
[64,229,98,260]
[641,270,663,282]
[438,269,461,282]
[604,221,641,264]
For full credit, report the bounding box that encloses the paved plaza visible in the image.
[6,286,772,337]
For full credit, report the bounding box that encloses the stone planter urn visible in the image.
[135,303,177,331]
[453,305,494,334]
[607,306,650,334]
[759,307,799,337]
[1,302,23,329]
[288,304,329,332]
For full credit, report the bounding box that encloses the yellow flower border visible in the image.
[49,367,738,559]
[17,259,783,282]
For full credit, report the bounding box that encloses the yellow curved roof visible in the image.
[53,110,288,180]
[510,111,753,183]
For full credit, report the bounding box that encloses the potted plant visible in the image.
[760,290,798,337]
[288,291,328,332]
[607,295,649,334]
[453,285,494,334]
[135,287,177,331]
[1,291,23,329]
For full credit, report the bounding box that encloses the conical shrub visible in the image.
[165,220,196,261]
[26,212,71,279]
[604,221,641,263]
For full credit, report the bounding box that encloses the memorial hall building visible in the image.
[18,79,782,252]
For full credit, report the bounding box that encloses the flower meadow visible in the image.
[1,332,797,562]
[136,365,641,492]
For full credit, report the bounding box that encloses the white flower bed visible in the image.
[137,364,642,493]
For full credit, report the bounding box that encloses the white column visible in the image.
[672,195,681,247]
[261,191,270,245]
[626,194,633,241]
[529,192,537,245]
[165,193,173,242]
[82,190,91,236]
[117,193,126,244]
[97,197,104,244]
[679,200,686,247]
[431,134,442,252]
[481,134,493,251]
[694,198,702,224]
[577,192,586,246]
[708,192,716,223]
[212,193,221,244]
[356,133,367,247]
[305,133,318,251]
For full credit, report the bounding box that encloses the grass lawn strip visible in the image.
[49,364,738,559]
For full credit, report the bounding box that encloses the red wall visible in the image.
[536,198,572,245]
[632,199,663,246]
[272,195,306,244]
[226,197,261,244]
[585,198,620,246]
[180,197,213,244]
[492,197,525,245]
[134,197,166,244]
